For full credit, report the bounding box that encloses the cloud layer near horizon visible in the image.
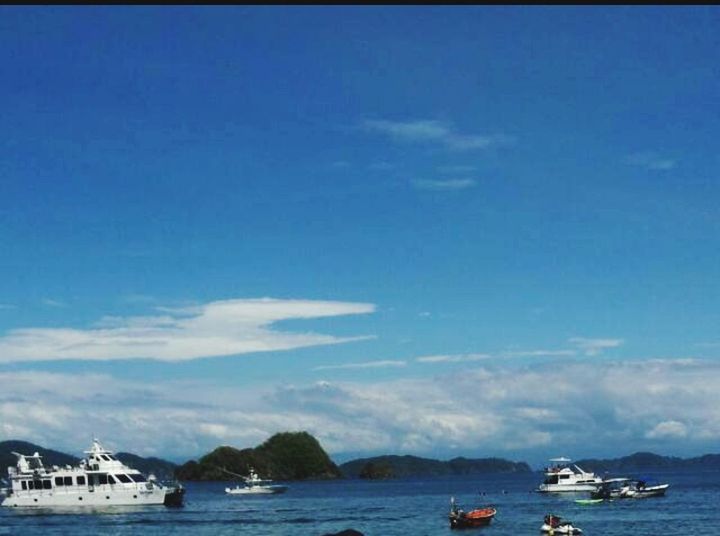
[2,358,719,461]
[0,298,375,362]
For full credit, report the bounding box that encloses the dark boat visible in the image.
[449,497,496,529]
[590,478,669,500]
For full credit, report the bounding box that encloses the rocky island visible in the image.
[174,431,342,481]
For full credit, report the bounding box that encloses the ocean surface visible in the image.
[1,471,718,535]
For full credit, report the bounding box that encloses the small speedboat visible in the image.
[224,467,288,495]
[620,479,669,499]
[448,497,496,529]
[541,514,582,534]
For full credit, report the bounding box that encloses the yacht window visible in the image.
[101,455,111,461]
[64,476,73,486]
[129,474,147,483]
[115,474,132,483]
[76,476,86,486]
[21,481,27,490]
[98,474,108,485]
[33,480,42,490]
[108,475,116,484]
[55,477,64,486]
[43,480,52,489]
[559,474,570,479]
[107,455,117,461]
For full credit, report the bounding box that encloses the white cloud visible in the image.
[41,298,66,308]
[411,178,477,191]
[2,359,720,459]
[329,160,350,169]
[363,119,512,151]
[417,350,578,362]
[626,151,677,171]
[0,298,376,363]
[416,353,491,363]
[645,420,688,439]
[502,350,577,357]
[121,294,157,304]
[437,165,477,174]
[313,360,407,371]
[569,337,623,356]
[368,161,396,171]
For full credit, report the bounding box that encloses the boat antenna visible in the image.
[215,466,249,481]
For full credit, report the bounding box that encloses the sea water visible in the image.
[1,471,718,535]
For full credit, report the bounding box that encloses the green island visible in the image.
[174,431,342,481]
[340,455,531,479]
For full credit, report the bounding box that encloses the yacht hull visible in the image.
[537,484,600,493]
[1,488,168,507]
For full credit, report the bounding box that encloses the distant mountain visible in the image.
[175,431,342,481]
[575,452,720,473]
[115,452,177,480]
[340,455,531,479]
[0,440,78,472]
[0,440,177,480]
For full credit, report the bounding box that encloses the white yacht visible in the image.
[1,439,184,508]
[225,467,288,495]
[537,457,603,493]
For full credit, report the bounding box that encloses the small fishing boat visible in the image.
[590,478,668,500]
[448,497,496,529]
[224,467,288,495]
[541,513,582,534]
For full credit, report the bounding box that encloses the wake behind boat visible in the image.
[537,457,602,493]
[0,439,184,508]
[224,467,288,495]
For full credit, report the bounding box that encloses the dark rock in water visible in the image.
[321,530,364,536]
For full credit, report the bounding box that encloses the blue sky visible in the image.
[1,6,720,466]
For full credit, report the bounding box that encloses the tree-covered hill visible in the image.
[115,452,177,480]
[574,452,720,473]
[340,454,531,479]
[174,431,341,481]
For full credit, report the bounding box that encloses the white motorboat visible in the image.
[537,457,603,493]
[0,439,184,508]
[224,467,288,495]
[541,514,583,534]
